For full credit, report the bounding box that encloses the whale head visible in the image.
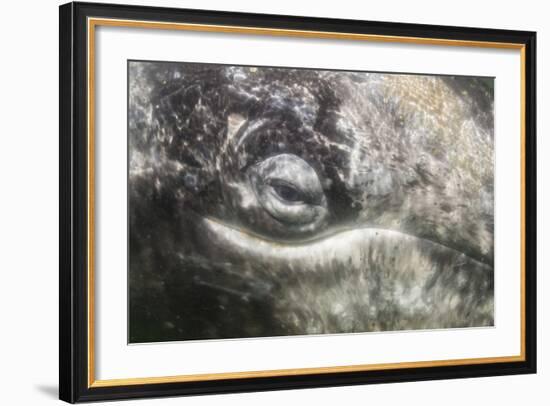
[128,62,494,342]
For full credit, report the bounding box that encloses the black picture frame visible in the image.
[60,1,537,403]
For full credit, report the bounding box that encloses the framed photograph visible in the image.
[59,1,536,403]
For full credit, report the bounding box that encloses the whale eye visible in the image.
[267,179,306,204]
[248,154,328,230]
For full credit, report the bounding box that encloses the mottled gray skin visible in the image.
[128,61,494,342]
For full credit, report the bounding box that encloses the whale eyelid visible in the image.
[265,177,323,206]
[266,178,309,204]
[265,177,297,188]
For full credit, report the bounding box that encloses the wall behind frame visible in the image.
[0,0,545,405]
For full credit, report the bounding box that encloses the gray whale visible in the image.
[128,61,494,342]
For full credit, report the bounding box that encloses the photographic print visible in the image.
[60,5,536,401]
[128,60,495,343]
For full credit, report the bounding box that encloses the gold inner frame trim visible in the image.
[87,17,527,388]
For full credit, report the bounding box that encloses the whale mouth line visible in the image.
[202,217,487,267]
